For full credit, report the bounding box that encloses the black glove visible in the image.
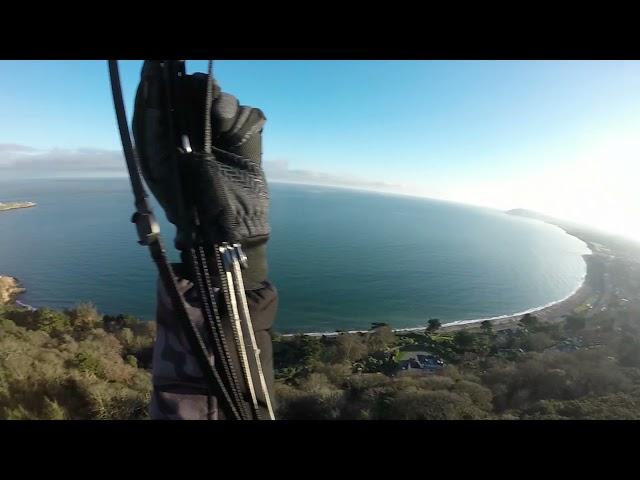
[133,61,271,285]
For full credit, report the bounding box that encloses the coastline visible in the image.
[288,256,593,337]
[287,228,597,337]
[437,254,594,333]
[1,216,602,337]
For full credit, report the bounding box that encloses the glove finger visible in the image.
[213,92,240,133]
[217,104,266,163]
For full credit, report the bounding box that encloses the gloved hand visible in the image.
[132,61,270,285]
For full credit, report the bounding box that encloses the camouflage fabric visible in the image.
[150,264,278,420]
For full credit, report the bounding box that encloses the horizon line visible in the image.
[3,173,638,244]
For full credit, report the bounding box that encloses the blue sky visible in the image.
[1,60,640,239]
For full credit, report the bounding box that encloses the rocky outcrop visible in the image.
[0,275,26,305]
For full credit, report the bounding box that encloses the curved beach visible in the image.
[436,253,595,333]
[294,242,597,337]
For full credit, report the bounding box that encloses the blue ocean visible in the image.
[0,178,589,333]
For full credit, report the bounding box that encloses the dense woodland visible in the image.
[2,296,640,419]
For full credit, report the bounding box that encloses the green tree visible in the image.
[520,332,554,352]
[379,389,489,420]
[0,305,152,420]
[426,318,442,333]
[31,308,72,337]
[618,336,640,367]
[66,303,102,337]
[367,325,396,352]
[519,313,539,331]
[453,330,475,351]
[564,314,587,334]
[42,397,66,420]
[480,320,493,336]
[332,333,368,363]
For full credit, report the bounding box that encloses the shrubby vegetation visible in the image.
[274,303,640,420]
[0,303,154,419]
[2,295,640,420]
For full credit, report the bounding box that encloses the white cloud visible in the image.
[0,144,401,193]
[0,144,125,176]
[0,144,38,153]
[3,138,637,243]
[263,159,403,191]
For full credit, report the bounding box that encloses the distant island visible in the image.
[0,201,36,212]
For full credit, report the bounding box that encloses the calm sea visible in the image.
[0,178,589,333]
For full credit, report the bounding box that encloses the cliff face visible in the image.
[0,276,26,305]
